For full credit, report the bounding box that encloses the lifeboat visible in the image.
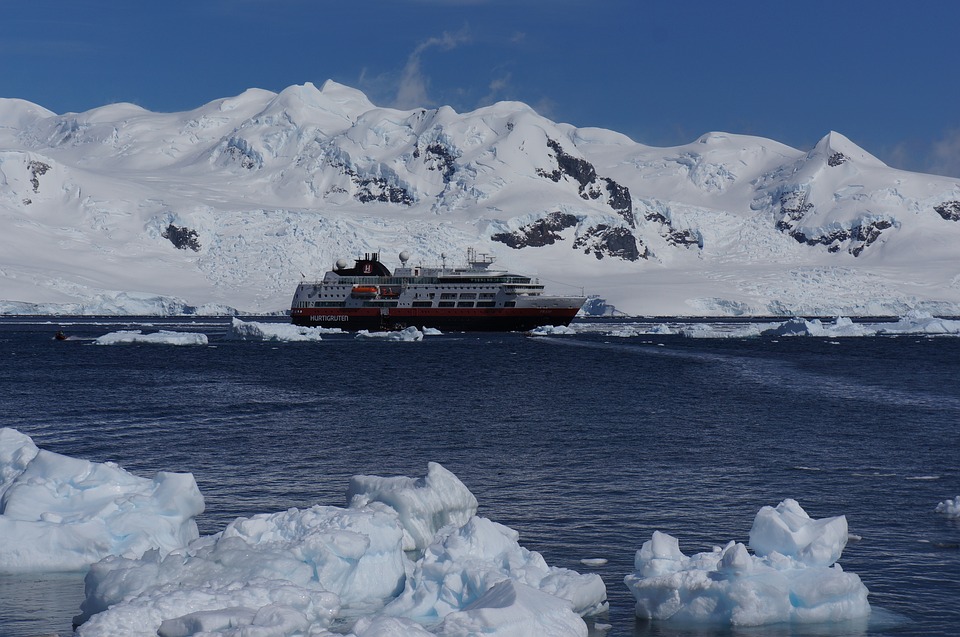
[351,285,379,298]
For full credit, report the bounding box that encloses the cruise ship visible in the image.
[290,250,585,331]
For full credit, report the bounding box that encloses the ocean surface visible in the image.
[0,317,958,637]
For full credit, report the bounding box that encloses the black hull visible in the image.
[290,308,579,332]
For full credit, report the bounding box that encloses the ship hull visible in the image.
[290,306,581,332]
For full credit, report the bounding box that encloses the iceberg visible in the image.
[356,326,424,341]
[94,330,209,346]
[877,310,960,335]
[347,461,478,551]
[225,317,342,341]
[0,428,203,573]
[528,325,577,335]
[624,499,870,626]
[935,496,960,517]
[760,316,874,337]
[75,463,605,637]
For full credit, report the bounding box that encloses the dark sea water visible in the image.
[0,317,958,637]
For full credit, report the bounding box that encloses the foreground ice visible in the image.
[75,462,606,637]
[94,330,208,346]
[0,428,203,573]
[935,496,960,517]
[625,499,869,626]
[226,317,342,341]
[348,462,478,551]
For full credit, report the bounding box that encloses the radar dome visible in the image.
[335,258,349,269]
[399,251,411,264]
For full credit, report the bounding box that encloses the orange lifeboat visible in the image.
[351,285,379,298]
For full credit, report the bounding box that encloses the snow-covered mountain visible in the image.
[2,80,959,316]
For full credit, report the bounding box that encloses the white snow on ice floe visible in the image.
[877,310,960,335]
[625,499,869,626]
[528,324,577,335]
[75,463,606,637]
[935,496,960,517]
[348,462,478,551]
[356,326,424,341]
[0,428,203,573]
[760,316,874,337]
[226,317,342,341]
[94,329,208,346]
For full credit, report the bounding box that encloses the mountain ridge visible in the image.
[2,82,959,316]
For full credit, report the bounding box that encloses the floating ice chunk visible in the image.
[936,496,960,517]
[94,330,208,346]
[528,324,577,335]
[226,317,341,341]
[680,323,764,338]
[0,428,203,573]
[436,579,588,637]
[75,503,406,632]
[422,327,442,336]
[386,515,608,622]
[749,498,849,567]
[347,462,478,551]
[78,576,339,637]
[579,558,608,567]
[879,310,960,335]
[761,317,874,338]
[356,326,424,341]
[624,501,869,626]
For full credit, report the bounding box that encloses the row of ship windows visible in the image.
[303,301,516,308]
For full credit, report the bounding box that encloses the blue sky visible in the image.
[4,0,960,177]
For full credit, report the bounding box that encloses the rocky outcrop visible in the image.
[222,137,262,170]
[573,224,646,261]
[161,224,201,251]
[538,139,635,226]
[492,212,644,261]
[27,160,50,193]
[491,212,578,248]
[934,201,960,221]
[827,152,848,167]
[414,142,458,183]
[643,209,701,249]
[775,189,892,256]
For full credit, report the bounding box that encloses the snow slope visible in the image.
[2,81,959,316]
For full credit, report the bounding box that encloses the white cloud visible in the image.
[395,30,471,109]
[928,129,960,179]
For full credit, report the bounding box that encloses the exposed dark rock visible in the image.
[27,160,50,193]
[223,137,262,170]
[665,228,701,248]
[538,139,635,226]
[934,201,960,221]
[827,152,848,167]
[790,219,892,256]
[491,212,578,248]
[776,190,813,232]
[355,176,415,205]
[162,224,201,251]
[329,159,415,206]
[572,225,646,261]
[423,143,458,183]
[643,208,700,249]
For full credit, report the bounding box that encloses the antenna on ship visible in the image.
[441,253,447,269]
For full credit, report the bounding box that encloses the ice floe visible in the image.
[624,498,870,626]
[935,496,960,517]
[94,330,209,346]
[0,428,203,573]
[226,317,342,341]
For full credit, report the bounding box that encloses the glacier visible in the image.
[2,80,960,317]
